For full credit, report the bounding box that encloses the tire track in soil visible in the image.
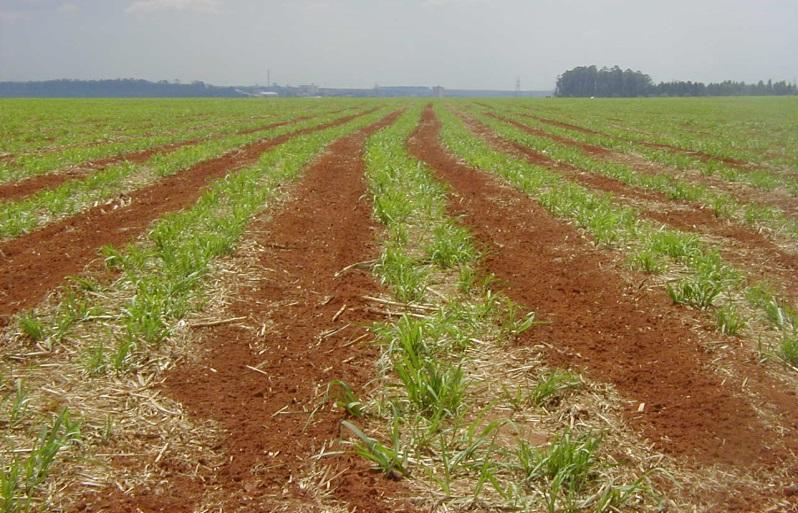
[0,110,374,327]
[86,111,413,513]
[502,111,798,214]
[410,106,798,511]
[463,113,798,303]
[0,115,318,202]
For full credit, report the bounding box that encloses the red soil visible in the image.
[508,112,798,216]
[526,114,603,137]
[0,110,373,326]
[524,112,756,169]
[85,111,413,512]
[487,112,612,158]
[409,106,798,511]
[461,113,798,304]
[0,116,312,202]
[641,140,752,168]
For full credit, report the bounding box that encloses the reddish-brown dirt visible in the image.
[82,111,414,512]
[521,111,756,169]
[640,140,752,168]
[609,147,798,217]
[487,112,613,158]
[527,114,603,136]
[2,112,276,163]
[0,110,374,326]
[496,112,798,217]
[409,106,798,511]
[0,116,315,202]
[514,112,798,207]
[459,113,798,304]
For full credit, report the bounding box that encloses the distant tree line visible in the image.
[0,79,244,98]
[0,79,555,98]
[555,66,798,97]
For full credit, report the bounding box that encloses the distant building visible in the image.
[297,84,319,96]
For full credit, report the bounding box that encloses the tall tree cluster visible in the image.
[555,66,798,97]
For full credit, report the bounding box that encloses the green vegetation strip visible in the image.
[1,107,390,511]
[334,106,651,511]
[500,104,798,198]
[473,105,798,240]
[0,108,361,239]
[439,106,798,368]
[0,101,348,184]
[493,97,798,172]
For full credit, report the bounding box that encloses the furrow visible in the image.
[0,110,373,325]
[0,115,312,202]
[459,111,798,305]
[505,109,798,213]
[88,110,411,512]
[409,105,798,511]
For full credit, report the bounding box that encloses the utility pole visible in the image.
[515,76,521,97]
[267,68,271,88]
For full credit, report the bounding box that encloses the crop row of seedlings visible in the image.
[467,105,798,261]
[437,106,798,373]
[473,106,798,239]
[0,99,168,158]
[0,107,358,239]
[331,106,655,512]
[491,103,798,199]
[0,99,240,155]
[503,98,798,172]
[0,107,393,512]
[0,100,344,182]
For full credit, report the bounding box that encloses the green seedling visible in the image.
[628,250,664,274]
[394,358,467,422]
[519,430,601,494]
[83,341,108,376]
[375,245,428,303]
[427,221,477,268]
[327,379,365,418]
[667,279,722,310]
[342,420,408,478]
[502,300,539,337]
[18,313,45,342]
[6,380,31,427]
[715,304,746,336]
[530,371,582,407]
[778,336,798,367]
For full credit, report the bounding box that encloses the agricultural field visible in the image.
[1,96,797,512]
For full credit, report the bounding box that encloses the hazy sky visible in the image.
[1,0,796,90]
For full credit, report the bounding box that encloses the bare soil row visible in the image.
[85,111,410,513]
[469,113,798,304]
[0,110,370,326]
[0,115,319,202]
[410,106,798,511]
[511,111,798,215]
[20,105,797,512]
[521,111,756,170]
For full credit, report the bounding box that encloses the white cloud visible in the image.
[125,0,220,14]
